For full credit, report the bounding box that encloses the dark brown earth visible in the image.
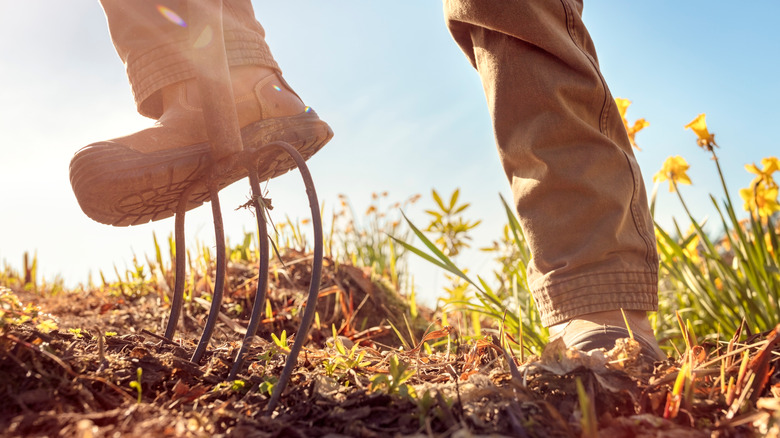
[1,251,779,437]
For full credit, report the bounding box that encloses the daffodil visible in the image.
[765,232,776,256]
[682,226,701,265]
[654,228,674,256]
[615,97,649,150]
[615,97,631,118]
[739,184,780,219]
[627,119,650,150]
[684,113,717,150]
[717,232,732,253]
[654,155,692,192]
[745,156,780,189]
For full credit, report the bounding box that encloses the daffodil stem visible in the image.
[673,180,696,223]
[710,149,735,209]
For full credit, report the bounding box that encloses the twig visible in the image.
[141,329,176,345]
[96,326,109,372]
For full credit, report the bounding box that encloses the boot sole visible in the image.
[70,110,333,226]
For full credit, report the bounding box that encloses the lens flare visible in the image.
[156,5,187,27]
[272,85,282,92]
[192,25,213,48]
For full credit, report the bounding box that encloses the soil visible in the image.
[1,251,779,437]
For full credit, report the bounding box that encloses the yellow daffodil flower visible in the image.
[684,113,717,150]
[654,228,673,256]
[615,97,649,150]
[615,98,631,118]
[739,184,780,219]
[717,233,732,253]
[745,156,780,189]
[628,119,650,150]
[653,155,692,192]
[683,226,701,266]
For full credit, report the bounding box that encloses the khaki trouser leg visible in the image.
[99,0,279,119]
[444,0,658,326]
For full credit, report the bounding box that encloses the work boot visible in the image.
[549,310,666,362]
[70,66,333,226]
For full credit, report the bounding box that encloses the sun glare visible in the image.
[156,5,187,27]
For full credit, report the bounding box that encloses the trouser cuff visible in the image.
[534,270,658,327]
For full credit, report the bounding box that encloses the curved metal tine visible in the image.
[191,183,228,363]
[263,142,324,414]
[164,185,197,340]
[228,169,270,379]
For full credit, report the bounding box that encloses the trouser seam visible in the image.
[560,0,610,136]
[622,150,658,272]
[559,0,656,274]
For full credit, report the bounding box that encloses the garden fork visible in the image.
[160,0,323,413]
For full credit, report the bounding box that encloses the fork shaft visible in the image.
[189,0,243,159]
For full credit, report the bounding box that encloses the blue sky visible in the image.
[1,2,778,305]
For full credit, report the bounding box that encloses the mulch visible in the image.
[1,252,778,437]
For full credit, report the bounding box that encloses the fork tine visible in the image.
[229,170,271,379]
[191,183,228,363]
[262,142,324,413]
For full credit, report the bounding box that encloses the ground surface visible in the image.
[1,253,779,437]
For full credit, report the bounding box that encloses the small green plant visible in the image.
[322,358,339,378]
[0,287,58,334]
[1,253,65,296]
[258,376,277,396]
[145,232,175,298]
[576,377,598,438]
[324,326,370,380]
[329,192,420,288]
[273,215,310,253]
[129,367,143,404]
[424,189,481,258]
[256,348,276,363]
[228,232,259,265]
[230,379,247,393]
[415,389,437,427]
[271,330,291,353]
[369,354,415,398]
[394,192,547,354]
[100,254,160,300]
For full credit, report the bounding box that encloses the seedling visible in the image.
[576,377,598,438]
[370,354,415,398]
[230,379,247,393]
[271,330,291,353]
[129,367,143,404]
